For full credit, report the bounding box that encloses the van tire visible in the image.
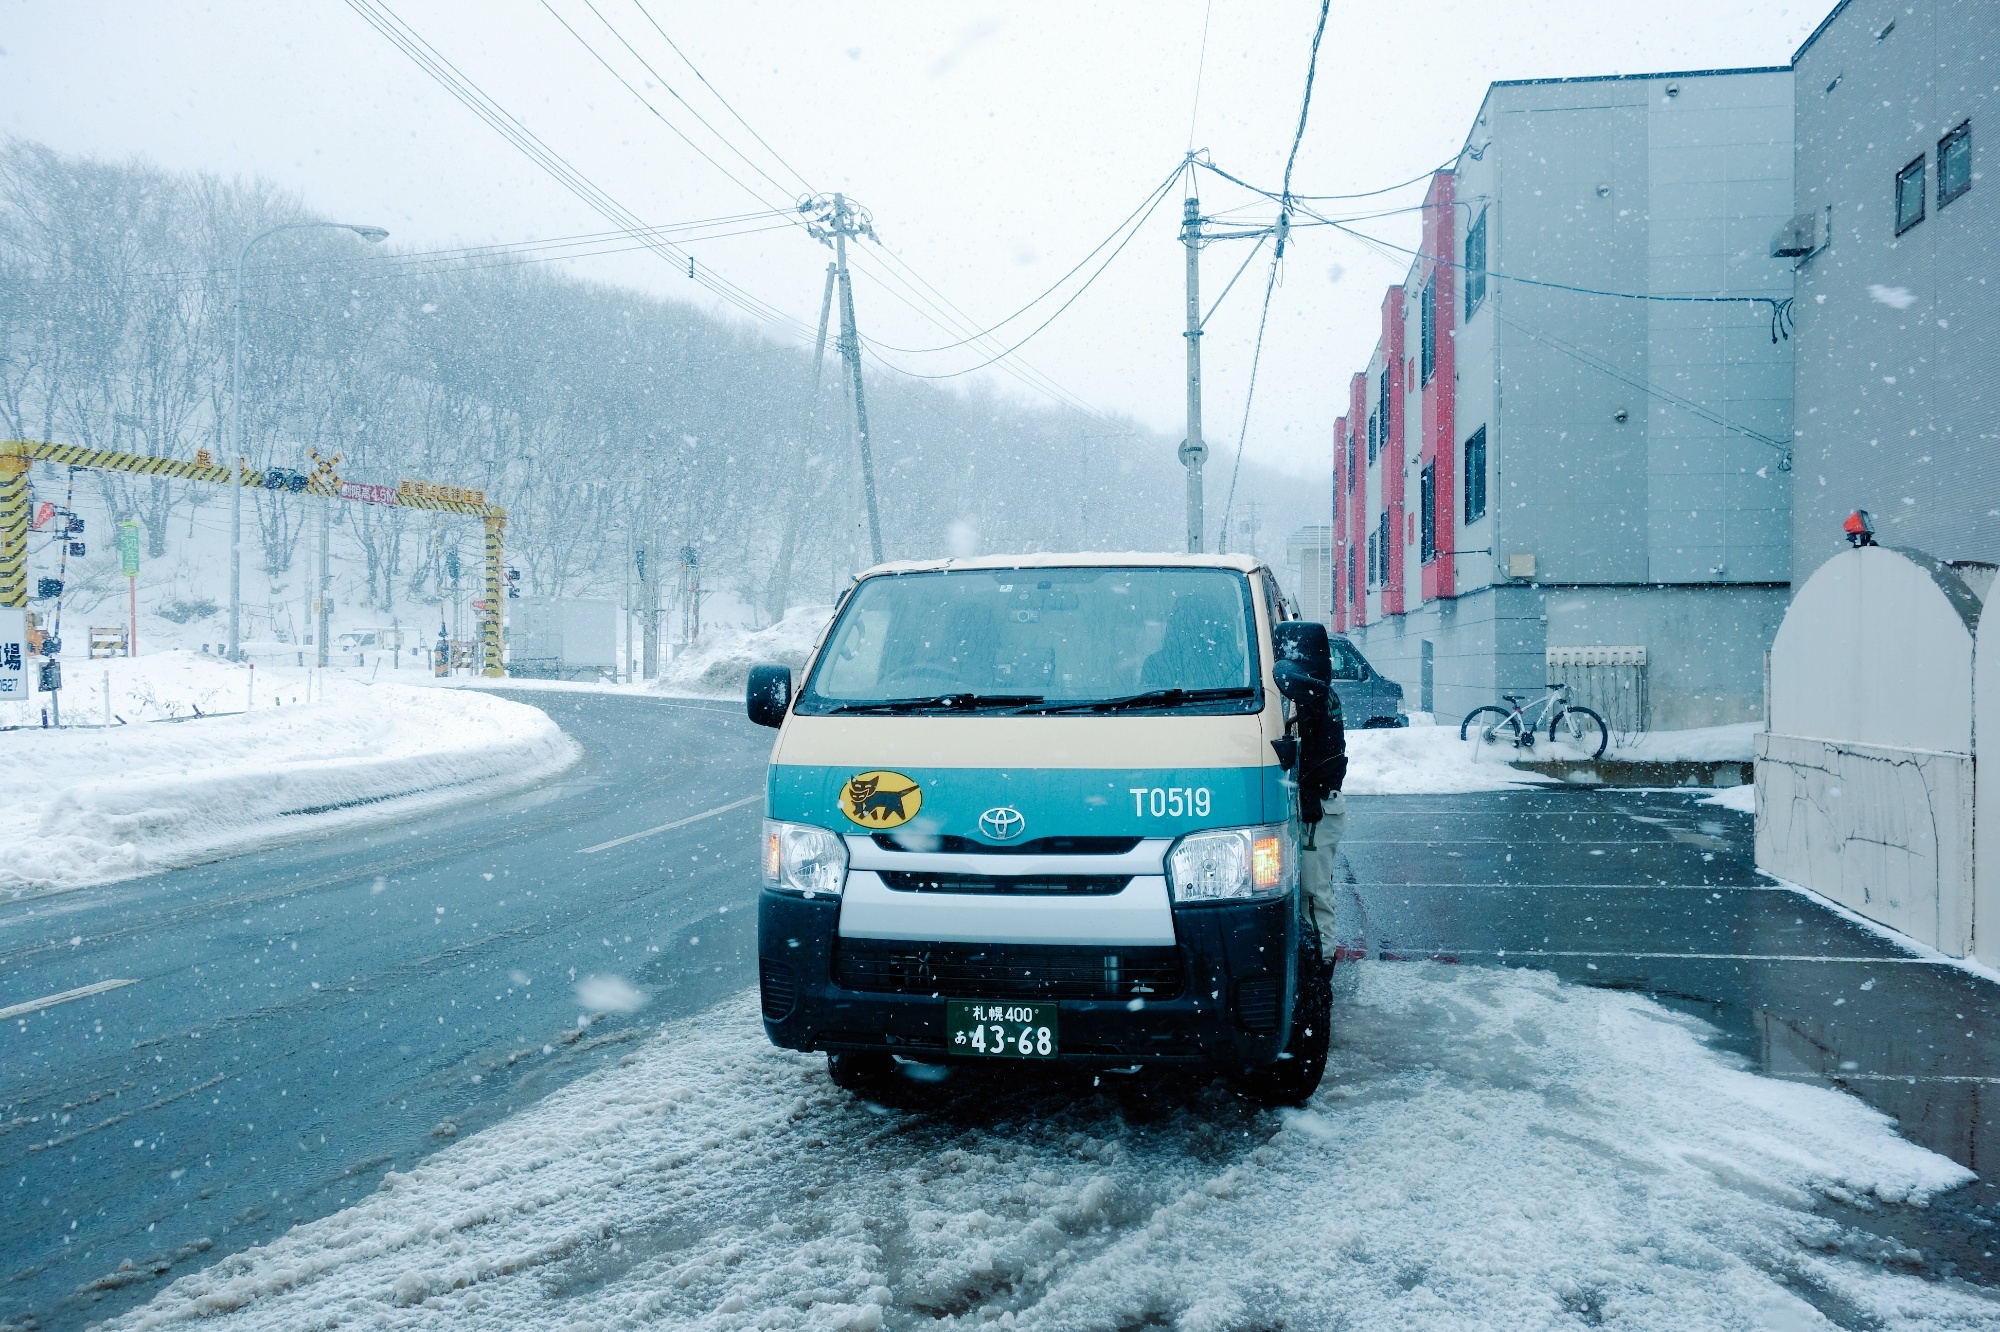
[1232,941,1333,1108]
[826,1050,893,1092]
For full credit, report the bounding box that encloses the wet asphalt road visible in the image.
[0,692,771,1331]
[3,701,1996,1328]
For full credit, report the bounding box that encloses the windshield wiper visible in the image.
[826,693,1045,715]
[1022,686,1257,715]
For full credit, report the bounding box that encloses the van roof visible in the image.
[858,551,1267,577]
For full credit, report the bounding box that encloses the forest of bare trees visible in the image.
[0,139,1319,632]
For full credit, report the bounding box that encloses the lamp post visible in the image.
[227,221,388,661]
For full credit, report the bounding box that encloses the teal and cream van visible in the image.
[745,553,1340,1104]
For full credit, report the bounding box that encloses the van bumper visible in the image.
[757,887,1297,1071]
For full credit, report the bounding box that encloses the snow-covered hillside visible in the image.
[0,651,578,897]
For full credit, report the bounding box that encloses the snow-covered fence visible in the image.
[1755,545,1987,960]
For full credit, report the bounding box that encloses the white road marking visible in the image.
[0,978,139,1021]
[578,793,763,855]
[1432,950,1939,964]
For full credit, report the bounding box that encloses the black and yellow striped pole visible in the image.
[0,449,30,609]
[481,514,505,678]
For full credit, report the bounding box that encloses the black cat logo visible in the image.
[843,770,922,827]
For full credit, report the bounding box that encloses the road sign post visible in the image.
[118,520,140,657]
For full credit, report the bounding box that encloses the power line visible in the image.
[856,159,1186,357]
[346,0,820,342]
[629,1,819,196]
[861,171,1179,381]
[1218,0,1330,546]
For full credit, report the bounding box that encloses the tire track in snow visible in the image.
[104,965,1999,1331]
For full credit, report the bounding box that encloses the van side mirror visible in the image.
[1270,621,1332,706]
[746,663,792,728]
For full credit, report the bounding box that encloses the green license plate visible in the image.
[946,1000,1059,1059]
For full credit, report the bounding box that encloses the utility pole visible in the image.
[315,499,330,667]
[1180,195,1208,554]
[801,193,885,566]
[639,481,660,679]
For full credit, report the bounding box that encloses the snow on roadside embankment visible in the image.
[1343,721,1550,794]
[110,964,1986,1332]
[0,651,578,897]
[656,605,833,698]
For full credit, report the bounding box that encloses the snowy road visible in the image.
[7,699,2000,1329]
[0,693,769,1330]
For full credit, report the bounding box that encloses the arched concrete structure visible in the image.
[1976,582,1999,966]
[1757,546,1981,955]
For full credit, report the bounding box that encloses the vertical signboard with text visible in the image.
[0,607,26,699]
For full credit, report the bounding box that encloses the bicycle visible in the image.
[1460,683,1609,759]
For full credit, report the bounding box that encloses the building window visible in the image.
[1367,411,1377,463]
[1376,511,1390,585]
[1420,276,1437,385]
[1419,462,1437,562]
[1463,426,1487,523]
[1940,121,1972,206]
[1379,367,1392,439]
[1895,155,1926,234]
[1465,208,1487,319]
[1366,529,1377,587]
[1348,545,1359,604]
[1346,433,1356,491]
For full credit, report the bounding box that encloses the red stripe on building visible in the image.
[1419,170,1457,603]
[1380,286,1407,617]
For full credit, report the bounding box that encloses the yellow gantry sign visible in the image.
[0,440,509,676]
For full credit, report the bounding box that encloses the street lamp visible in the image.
[227,221,389,661]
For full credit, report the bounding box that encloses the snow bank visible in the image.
[0,652,578,896]
[1344,722,1549,794]
[107,964,1983,1331]
[1701,784,1757,814]
[1612,721,1762,763]
[656,605,834,698]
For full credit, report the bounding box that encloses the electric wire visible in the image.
[346,0,821,342]
[532,0,1132,420]
[1328,220,1793,461]
[1186,0,1214,153]
[1217,0,1330,548]
[855,158,1187,356]
[856,172,1179,381]
[10,212,798,291]
[629,1,820,196]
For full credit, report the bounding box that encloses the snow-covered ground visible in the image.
[0,651,578,897]
[1702,784,1758,814]
[107,962,1988,1331]
[1344,722,1550,794]
[1611,721,1761,763]
[654,605,833,698]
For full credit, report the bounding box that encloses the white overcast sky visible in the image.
[3,1,1826,477]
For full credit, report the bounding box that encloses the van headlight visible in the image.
[1167,823,1293,903]
[763,820,848,897]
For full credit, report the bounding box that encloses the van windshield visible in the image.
[796,566,1261,715]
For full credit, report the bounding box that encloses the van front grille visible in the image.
[875,871,1130,896]
[834,940,1183,1000]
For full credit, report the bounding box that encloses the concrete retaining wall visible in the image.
[1755,545,1986,961]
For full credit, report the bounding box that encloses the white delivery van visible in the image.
[745,553,1347,1105]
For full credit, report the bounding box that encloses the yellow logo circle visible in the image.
[842,770,922,828]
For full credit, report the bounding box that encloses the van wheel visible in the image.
[1233,944,1334,1108]
[826,1051,893,1092]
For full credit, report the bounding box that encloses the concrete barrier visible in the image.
[1755,545,1984,959]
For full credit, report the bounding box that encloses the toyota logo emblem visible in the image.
[978,806,1026,841]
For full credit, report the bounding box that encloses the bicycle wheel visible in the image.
[1460,705,1523,746]
[1548,706,1609,759]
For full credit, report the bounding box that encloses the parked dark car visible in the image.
[1330,634,1406,727]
